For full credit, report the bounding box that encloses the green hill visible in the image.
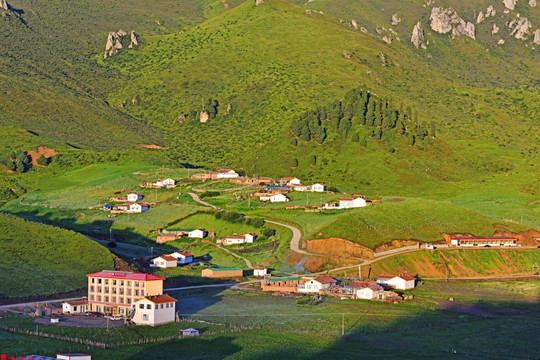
[102,0,538,190]
[0,212,114,298]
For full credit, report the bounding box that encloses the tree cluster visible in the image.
[291,86,431,147]
[4,150,31,173]
[214,210,265,228]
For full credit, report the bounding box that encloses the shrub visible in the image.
[262,227,276,237]
[200,191,221,199]
[245,217,265,227]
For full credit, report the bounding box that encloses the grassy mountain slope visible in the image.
[104,0,539,191]
[0,212,114,298]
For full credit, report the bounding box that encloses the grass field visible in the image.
[0,213,114,298]
[1,279,538,359]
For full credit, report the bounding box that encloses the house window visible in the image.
[146,304,151,309]
[141,283,145,288]
[160,304,164,309]
[112,288,117,294]
[120,281,124,286]
[97,286,102,293]
[90,286,94,292]
[90,295,94,301]
[97,296,101,302]
[105,279,109,285]
[113,280,117,285]
[135,290,139,296]
[119,288,124,295]
[139,304,144,309]
[112,297,116,303]
[134,282,139,287]
[98,279,102,284]
[91,278,95,284]
[143,314,148,321]
[74,306,78,311]
[119,308,124,314]
[141,290,144,296]
[127,298,131,304]
[120,298,124,304]
[155,305,158,309]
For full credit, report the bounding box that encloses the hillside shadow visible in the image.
[126,335,240,359]
[248,296,540,359]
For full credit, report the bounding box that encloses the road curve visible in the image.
[188,192,218,209]
[264,219,312,255]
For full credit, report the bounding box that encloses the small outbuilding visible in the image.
[202,267,243,278]
[180,328,200,337]
[152,255,178,268]
[62,299,88,315]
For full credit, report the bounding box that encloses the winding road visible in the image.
[188,192,219,210]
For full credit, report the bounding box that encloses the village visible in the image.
[1,168,537,360]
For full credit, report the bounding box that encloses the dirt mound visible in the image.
[138,143,166,149]
[303,256,357,273]
[305,238,375,259]
[26,146,58,167]
[374,239,420,252]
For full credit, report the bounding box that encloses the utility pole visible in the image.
[358,264,361,280]
[342,313,345,336]
[109,229,112,242]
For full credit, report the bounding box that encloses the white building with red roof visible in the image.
[347,281,384,299]
[223,233,257,245]
[62,299,88,314]
[170,250,194,265]
[298,277,337,293]
[279,177,302,186]
[309,183,327,192]
[152,255,178,268]
[216,169,239,179]
[253,267,267,277]
[132,294,177,326]
[376,274,416,290]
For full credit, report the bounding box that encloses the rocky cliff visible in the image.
[430,7,476,39]
[104,30,138,58]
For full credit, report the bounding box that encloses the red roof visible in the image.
[339,197,355,201]
[64,300,87,306]
[254,267,266,270]
[399,274,416,281]
[450,237,518,241]
[280,177,297,181]
[87,271,165,281]
[136,294,177,304]
[135,203,149,207]
[377,274,395,279]
[226,235,245,240]
[156,255,177,261]
[315,277,337,284]
[173,251,193,258]
[218,169,235,173]
[348,281,370,289]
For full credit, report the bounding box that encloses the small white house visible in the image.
[57,355,92,360]
[279,177,302,186]
[127,193,143,202]
[129,203,149,213]
[161,178,176,188]
[152,255,178,268]
[293,185,309,192]
[223,235,247,245]
[298,277,337,293]
[260,193,289,203]
[377,274,416,290]
[310,183,326,192]
[339,196,368,208]
[62,300,87,315]
[347,282,384,300]
[188,229,208,238]
[253,268,267,277]
[244,233,257,243]
[132,295,177,326]
[170,251,194,265]
[216,169,239,178]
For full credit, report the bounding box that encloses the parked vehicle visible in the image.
[426,244,436,250]
[109,316,122,320]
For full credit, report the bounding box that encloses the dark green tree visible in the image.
[15,159,25,173]
[359,138,367,147]
[37,155,48,166]
[290,158,298,167]
[290,138,297,146]
[351,133,359,142]
[6,161,15,171]
[309,155,317,165]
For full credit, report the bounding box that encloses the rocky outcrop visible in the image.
[411,22,425,48]
[502,0,518,10]
[199,111,209,123]
[430,7,476,39]
[128,31,138,49]
[104,30,138,59]
[492,23,500,34]
[530,0,537,6]
[477,6,496,24]
[255,0,264,6]
[509,16,532,40]
[391,13,401,26]
[534,29,540,44]
[351,19,358,29]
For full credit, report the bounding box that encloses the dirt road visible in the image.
[188,192,219,209]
